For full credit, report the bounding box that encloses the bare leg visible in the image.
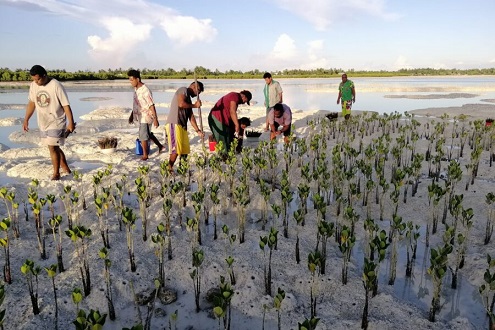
[149,132,164,151]
[48,146,61,180]
[141,140,149,160]
[59,148,71,173]
[168,153,178,171]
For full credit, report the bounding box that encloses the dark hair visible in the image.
[29,65,47,77]
[239,117,251,127]
[274,103,284,112]
[263,72,272,79]
[127,69,141,80]
[240,90,252,105]
[191,81,204,92]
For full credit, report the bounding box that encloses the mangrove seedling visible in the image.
[212,275,235,330]
[280,170,293,239]
[293,208,305,264]
[95,192,110,248]
[225,255,236,286]
[405,221,420,278]
[317,220,335,275]
[65,225,92,296]
[274,287,285,330]
[0,218,11,284]
[20,259,41,315]
[151,223,167,287]
[362,258,377,330]
[135,176,149,241]
[308,250,322,318]
[73,308,107,330]
[388,215,406,285]
[44,264,59,330]
[209,183,220,240]
[485,192,495,245]
[338,225,356,285]
[162,199,173,260]
[98,247,116,321]
[479,254,495,330]
[260,227,278,296]
[427,241,453,322]
[49,214,65,272]
[122,207,137,272]
[190,248,204,313]
[0,187,19,238]
[298,317,320,330]
[233,182,250,243]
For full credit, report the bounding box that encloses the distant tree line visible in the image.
[1,66,495,82]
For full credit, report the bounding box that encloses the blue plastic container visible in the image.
[135,139,151,155]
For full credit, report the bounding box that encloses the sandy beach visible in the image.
[0,85,494,330]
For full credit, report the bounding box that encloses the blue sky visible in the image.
[0,0,494,72]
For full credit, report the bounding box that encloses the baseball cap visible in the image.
[241,90,252,105]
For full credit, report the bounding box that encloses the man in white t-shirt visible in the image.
[127,69,164,160]
[23,65,75,181]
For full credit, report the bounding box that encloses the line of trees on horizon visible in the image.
[1,66,495,82]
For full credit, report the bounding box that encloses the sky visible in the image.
[0,0,494,73]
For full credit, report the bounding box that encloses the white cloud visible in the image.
[273,0,399,31]
[159,16,216,46]
[269,34,297,61]
[87,17,152,64]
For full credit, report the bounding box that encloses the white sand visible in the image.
[0,100,493,330]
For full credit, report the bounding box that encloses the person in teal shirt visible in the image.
[337,73,356,120]
[263,72,283,130]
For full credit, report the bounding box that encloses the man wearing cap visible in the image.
[208,90,252,154]
[23,64,75,181]
[165,81,205,172]
[263,72,283,131]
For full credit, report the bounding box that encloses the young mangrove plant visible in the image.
[258,179,271,230]
[209,183,220,240]
[0,218,11,284]
[225,255,236,286]
[95,192,111,248]
[362,258,377,330]
[114,175,128,231]
[122,207,137,272]
[49,214,65,272]
[338,225,356,285]
[190,248,204,313]
[28,184,47,260]
[44,264,59,330]
[274,287,286,330]
[260,227,278,296]
[293,208,305,264]
[280,170,293,238]
[162,198,174,259]
[151,223,167,286]
[298,317,320,330]
[20,259,41,315]
[485,192,495,245]
[135,176,150,241]
[427,239,453,322]
[66,225,92,296]
[233,182,250,243]
[317,220,334,275]
[308,250,322,319]
[98,247,116,321]
[388,215,406,285]
[213,275,235,330]
[405,221,420,277]
[479,254,495,330]
[0,187,19,238]
[73,308,107,330]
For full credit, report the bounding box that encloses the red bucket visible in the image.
[209,141,217,152]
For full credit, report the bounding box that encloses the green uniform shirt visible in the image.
[339,80,354,101]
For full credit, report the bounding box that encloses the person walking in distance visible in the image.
[337,73,356,120]
[23,65,75,181]
[263,72,283,131]
[127,69,164,160]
